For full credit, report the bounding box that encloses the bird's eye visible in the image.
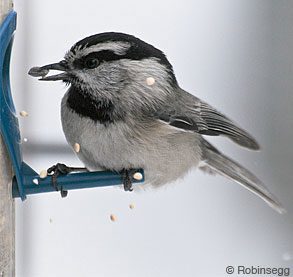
[85,58,99,69]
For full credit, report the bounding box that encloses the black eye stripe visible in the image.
[73,50,124,69]
[73,46,170,68]
[86,50,122,62]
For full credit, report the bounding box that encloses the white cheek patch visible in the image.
[73,71,96,90]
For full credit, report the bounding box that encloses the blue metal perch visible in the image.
[0,11,144,200]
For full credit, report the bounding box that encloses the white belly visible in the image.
[61,95,202,187]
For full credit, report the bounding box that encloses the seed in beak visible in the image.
[28,67,49,78]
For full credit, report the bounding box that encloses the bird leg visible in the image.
[47,163,88,197]
[121,169,136,192]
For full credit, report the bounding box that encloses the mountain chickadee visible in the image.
[28,32,284,213]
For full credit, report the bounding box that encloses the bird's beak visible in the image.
[28,60,70,81]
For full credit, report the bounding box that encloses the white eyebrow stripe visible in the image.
[87,41,131,55]
[67,41,131,61]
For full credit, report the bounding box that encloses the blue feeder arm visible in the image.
[0,11,144,200]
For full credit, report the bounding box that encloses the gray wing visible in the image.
[156,89,260,150]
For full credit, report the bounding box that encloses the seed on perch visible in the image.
[129,203,135,209]
[33,178,39,185]
[110,214,117,222]
[19,110,29,117]
[39,169,48,179]
[146,77,155,86]
[74,143,80,153]
[133,172,143,181]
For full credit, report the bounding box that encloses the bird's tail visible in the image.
[200,140,285,214]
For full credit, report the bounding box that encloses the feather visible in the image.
[200,139,285,214]
[156,88,260,150]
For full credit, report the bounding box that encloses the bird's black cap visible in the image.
[71,32,177,84]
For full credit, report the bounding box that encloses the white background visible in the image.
[11,0,293,276]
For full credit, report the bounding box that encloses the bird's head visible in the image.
[29,32,178,108]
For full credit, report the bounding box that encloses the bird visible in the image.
[28,32,284,213]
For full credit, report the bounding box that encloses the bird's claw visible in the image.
[47,163,69,198]
[121,169,135,192]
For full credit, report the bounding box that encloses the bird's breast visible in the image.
[61,91,202,186]
[61,96,139,170]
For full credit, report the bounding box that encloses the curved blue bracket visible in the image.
[0,11,144,200]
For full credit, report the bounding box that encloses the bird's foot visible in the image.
[121,169,137,192]
[47,163,87,198]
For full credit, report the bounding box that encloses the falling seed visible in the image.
[110,214,117,222]
[129,203,135,209]
[33,178,39,185]
[39,169,48,179]
[49,218,53,223]
[133,172,143,181]
[146,77,155,86]
[23,138,28,142]
[74,142,80,153]
[19,110,29,117]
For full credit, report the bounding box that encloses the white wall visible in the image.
[11,0,293,276]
